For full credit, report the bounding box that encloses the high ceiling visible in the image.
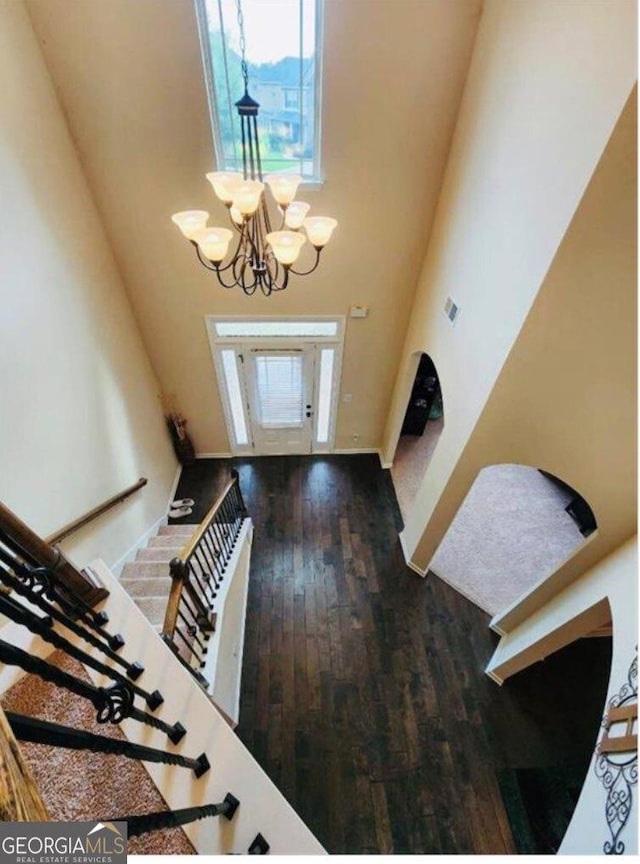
[25,0,483,452]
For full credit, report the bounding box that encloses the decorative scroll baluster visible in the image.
[6,713,209,777]
[231,469,248,515]
[116,793,239,838]
[0,592,163,710]
[0,639,185,743]
[0,557,144,680]
[161,634,211,689]
[0,544,125,651]
[162,472,248,675]
[0,502,107,606]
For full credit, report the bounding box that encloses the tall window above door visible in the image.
[196,0,324,183]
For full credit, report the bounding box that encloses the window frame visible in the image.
[195,0,325,187]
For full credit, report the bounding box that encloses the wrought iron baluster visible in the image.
[0,547,125,652]
[176,608,207,658]
[161,634,211,689]
[115,794,239,838]
[0,639,185,743]
[173,623,202,666]
[215,512,232,560]
[0,556,143,680]
[6,712,209,777]
[0,593,162,711]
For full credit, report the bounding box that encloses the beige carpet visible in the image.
[391,419,444,523]
[1,651,195,855]
[429,465,585,617]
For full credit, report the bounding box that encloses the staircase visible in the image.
[119,524,197,630]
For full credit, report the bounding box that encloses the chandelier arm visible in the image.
[193,243,219,272]
[238,253,259,294]
[288,248,322,276]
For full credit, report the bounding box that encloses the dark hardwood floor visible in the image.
[173,455,612,854]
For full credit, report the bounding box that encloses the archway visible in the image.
[390,352,444,522]
[429,464,597,617]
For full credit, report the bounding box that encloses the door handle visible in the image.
[306,410,313,418]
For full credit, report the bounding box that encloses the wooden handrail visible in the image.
[0,705,49,821]
[177,476,237,563]
[46,477,148,545]
[0,501,107,605]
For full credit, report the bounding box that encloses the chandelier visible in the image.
[171,0,337,297]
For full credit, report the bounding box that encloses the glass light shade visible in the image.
[230,205,243,225]
[265,174,302,206]
[266,231,306,266]
[171,210,209,240]
[232,180,264,215]
[303,217,338,248]
[284,201,311,230]
[192,227,233,262]
[206,171,243,204]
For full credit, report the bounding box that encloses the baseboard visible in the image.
[109,512,167,579]
[332,447,380,455]
[195,452,233,459]
[378,449,393,470]
[168,463,182,506]
[398,530,427,577]
[484,667,505,686]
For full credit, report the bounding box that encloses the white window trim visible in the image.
[194,0,326,184]
[205,315,344,454]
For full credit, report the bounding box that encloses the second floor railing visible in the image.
[0,496,271,852]
[161,469,248,686]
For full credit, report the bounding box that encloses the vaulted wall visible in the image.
[0,1,177,569]
[381,0,637,587]
[25,0,483,454]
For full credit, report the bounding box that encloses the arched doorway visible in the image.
[391,352,444,521]
[429,464,597,617]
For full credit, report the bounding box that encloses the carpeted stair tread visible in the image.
[122,561,171,580]
[135,596,171,627]
[158,524,198,537]
[119,576,172,599]
[1,651,195,855]
[136,546,182,563]
[148,536,189,549]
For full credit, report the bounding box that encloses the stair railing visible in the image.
[162,469,248,685]
[0,500,267,847]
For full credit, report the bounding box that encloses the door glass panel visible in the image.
[221,349,249,445]
[315,347,334,444]
[254,354,304,427]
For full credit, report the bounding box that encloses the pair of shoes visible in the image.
[170,505,193,518]
[172,497,194,508]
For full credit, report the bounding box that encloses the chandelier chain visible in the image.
[235,0,249,90]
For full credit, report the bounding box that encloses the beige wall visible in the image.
[472,89,637,630]
[415,89,637,624]
[0,1,177,569]
[25,0,482,454]
[381,0,637,566]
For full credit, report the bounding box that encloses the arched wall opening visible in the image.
[390,351,444,523]
[429,463,597,618]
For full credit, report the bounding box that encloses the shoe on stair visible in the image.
[169,506,193,518]
[172,498,195,508]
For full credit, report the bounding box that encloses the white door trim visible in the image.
[206,316,344,456]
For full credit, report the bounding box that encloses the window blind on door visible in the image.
[254,354,304,427]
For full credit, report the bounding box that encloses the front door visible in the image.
[245,348,315,455]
